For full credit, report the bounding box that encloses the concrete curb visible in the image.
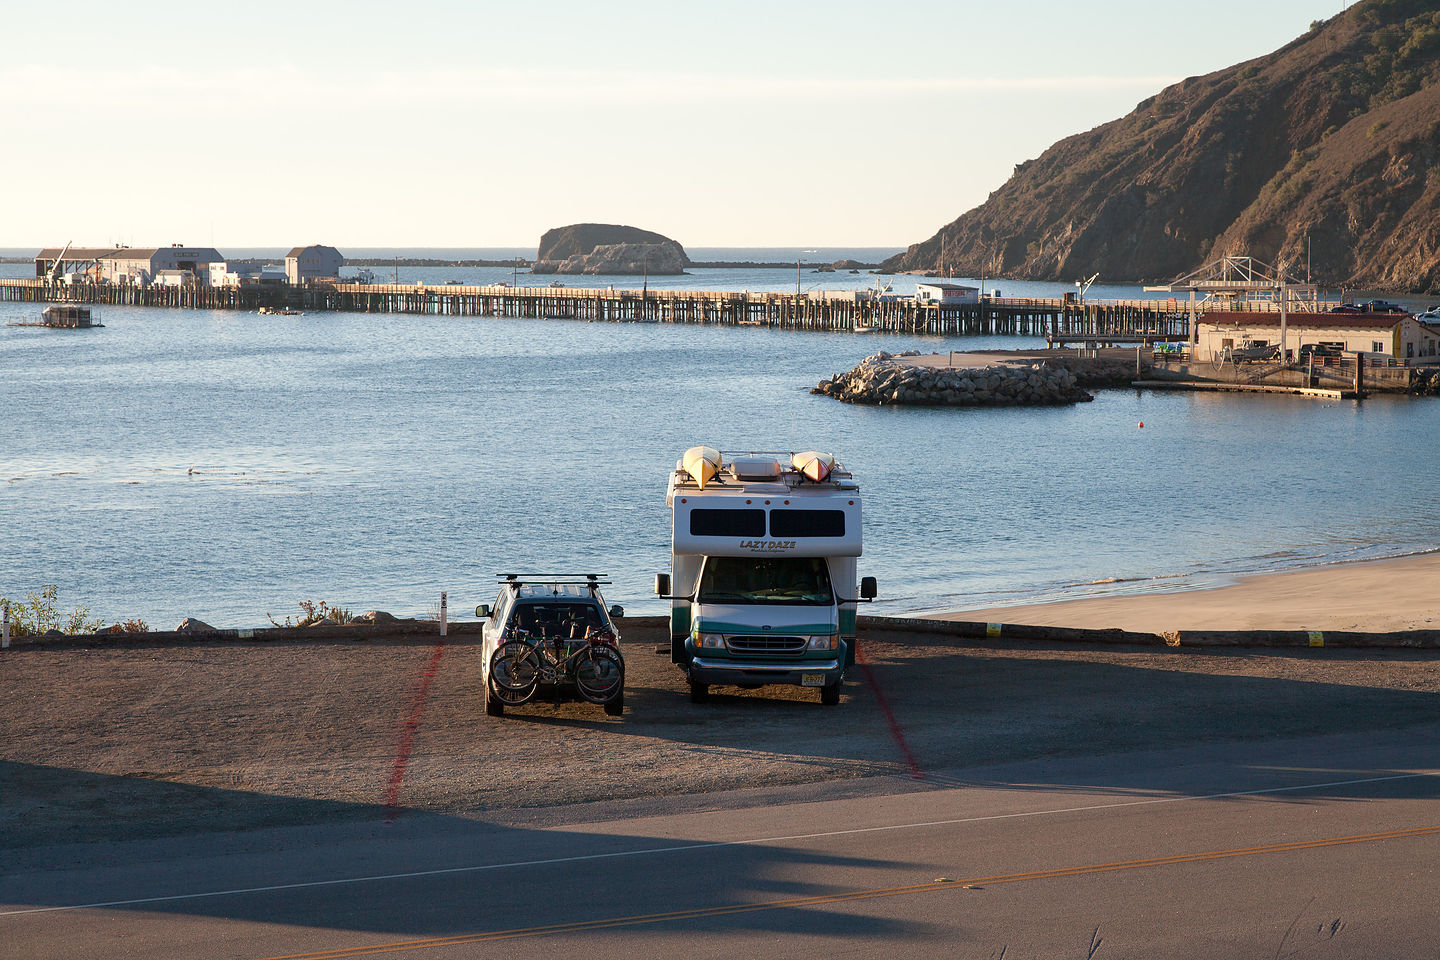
[7,614,1439,651]
[859,615,1440,648]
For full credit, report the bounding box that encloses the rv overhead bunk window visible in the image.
[769,509,845,538]
[690,509,766,537]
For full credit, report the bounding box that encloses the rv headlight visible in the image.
[695,633,725,649]
[807,635,838,650]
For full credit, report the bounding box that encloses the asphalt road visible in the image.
[6,724,1439,959]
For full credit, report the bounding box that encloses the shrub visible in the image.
[0,585,104,636]
[268,600,355,628]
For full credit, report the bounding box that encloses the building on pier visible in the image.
[915,282,978,305]
[285,245,343,284]
[153,269,196,287]
[209,261,286,287]
[35,244,224,286]
[33,247,116,280]
[1195,312,1439,362]
[101,245,223,286]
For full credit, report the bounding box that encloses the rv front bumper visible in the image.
[687,656,844,687]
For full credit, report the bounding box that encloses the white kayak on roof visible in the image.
[682,445,723,489]
[792,450,835,483]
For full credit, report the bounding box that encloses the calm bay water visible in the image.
[4,253,1439,628]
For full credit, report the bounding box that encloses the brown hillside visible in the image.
[881,0,1440,293]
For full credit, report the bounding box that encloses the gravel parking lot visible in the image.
[6,619,1440,855]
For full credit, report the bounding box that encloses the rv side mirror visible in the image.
[475,604,490,619]
[860,577,877,600]
[608,604,624,619]
[655,573,671,597]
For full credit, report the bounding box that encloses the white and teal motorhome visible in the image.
[655,447,876,705]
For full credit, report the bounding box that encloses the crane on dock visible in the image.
[47,241,73,282]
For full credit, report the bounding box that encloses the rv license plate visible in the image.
[801,673,826,687]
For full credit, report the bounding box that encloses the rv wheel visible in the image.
[820,681,841,706]
[689,681,710,704]
[604,692,624,717]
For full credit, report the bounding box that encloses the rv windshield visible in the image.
[696,556,833,605]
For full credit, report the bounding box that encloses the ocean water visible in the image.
[4,254,1440,628]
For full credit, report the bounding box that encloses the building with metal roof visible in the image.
[34,245,224,285]
[285,245,343,284]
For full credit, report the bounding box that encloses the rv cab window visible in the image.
[697,556,834,605]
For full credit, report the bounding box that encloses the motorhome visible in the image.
[656,447,875,705]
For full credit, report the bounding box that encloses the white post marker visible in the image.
[440,591,448,637]
[2,601,9,649]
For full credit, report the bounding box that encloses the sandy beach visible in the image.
[935,551,1440,634]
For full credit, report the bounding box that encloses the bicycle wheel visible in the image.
[574,646,624,704]
[489,641,540,706]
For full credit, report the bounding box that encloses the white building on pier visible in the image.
[285,245,344,284]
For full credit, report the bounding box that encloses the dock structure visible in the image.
[0,277,1194,342]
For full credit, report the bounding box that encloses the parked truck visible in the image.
[655,446,876,705]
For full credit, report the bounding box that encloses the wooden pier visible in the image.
[0,277,1194,342]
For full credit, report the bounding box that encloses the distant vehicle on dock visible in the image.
[1332,300,1409,315]
[1225,339,1279,362]
[7,305,104,329]
[1299,342,1345,360]
[1361,299,1408,314]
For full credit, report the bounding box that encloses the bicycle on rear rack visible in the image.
[488,627,625,715]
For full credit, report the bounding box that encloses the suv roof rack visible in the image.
[495,573,611,586]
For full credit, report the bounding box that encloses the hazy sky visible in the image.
[4,0,1347,249]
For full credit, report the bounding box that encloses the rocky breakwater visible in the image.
[813,351,1094,407]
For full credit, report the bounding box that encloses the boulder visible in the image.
[355,610,402,626]
[175,617,216,634]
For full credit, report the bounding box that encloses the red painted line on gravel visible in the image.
[855,646,924,780]
[383,639,446,823]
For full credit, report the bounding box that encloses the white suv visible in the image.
[476,575,625,717]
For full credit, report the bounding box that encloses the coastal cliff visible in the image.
[533,223,691,275]
[881,0,1440,293]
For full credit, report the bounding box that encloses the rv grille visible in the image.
[726,635,806,654]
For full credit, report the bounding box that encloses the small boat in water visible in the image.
[7,305,104,329]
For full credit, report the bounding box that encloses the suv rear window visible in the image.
[509,602,604,639]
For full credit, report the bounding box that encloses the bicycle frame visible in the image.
[490,628,623,706]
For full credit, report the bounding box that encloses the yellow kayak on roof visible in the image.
[792,450,835,482]
[682,445,723,489]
